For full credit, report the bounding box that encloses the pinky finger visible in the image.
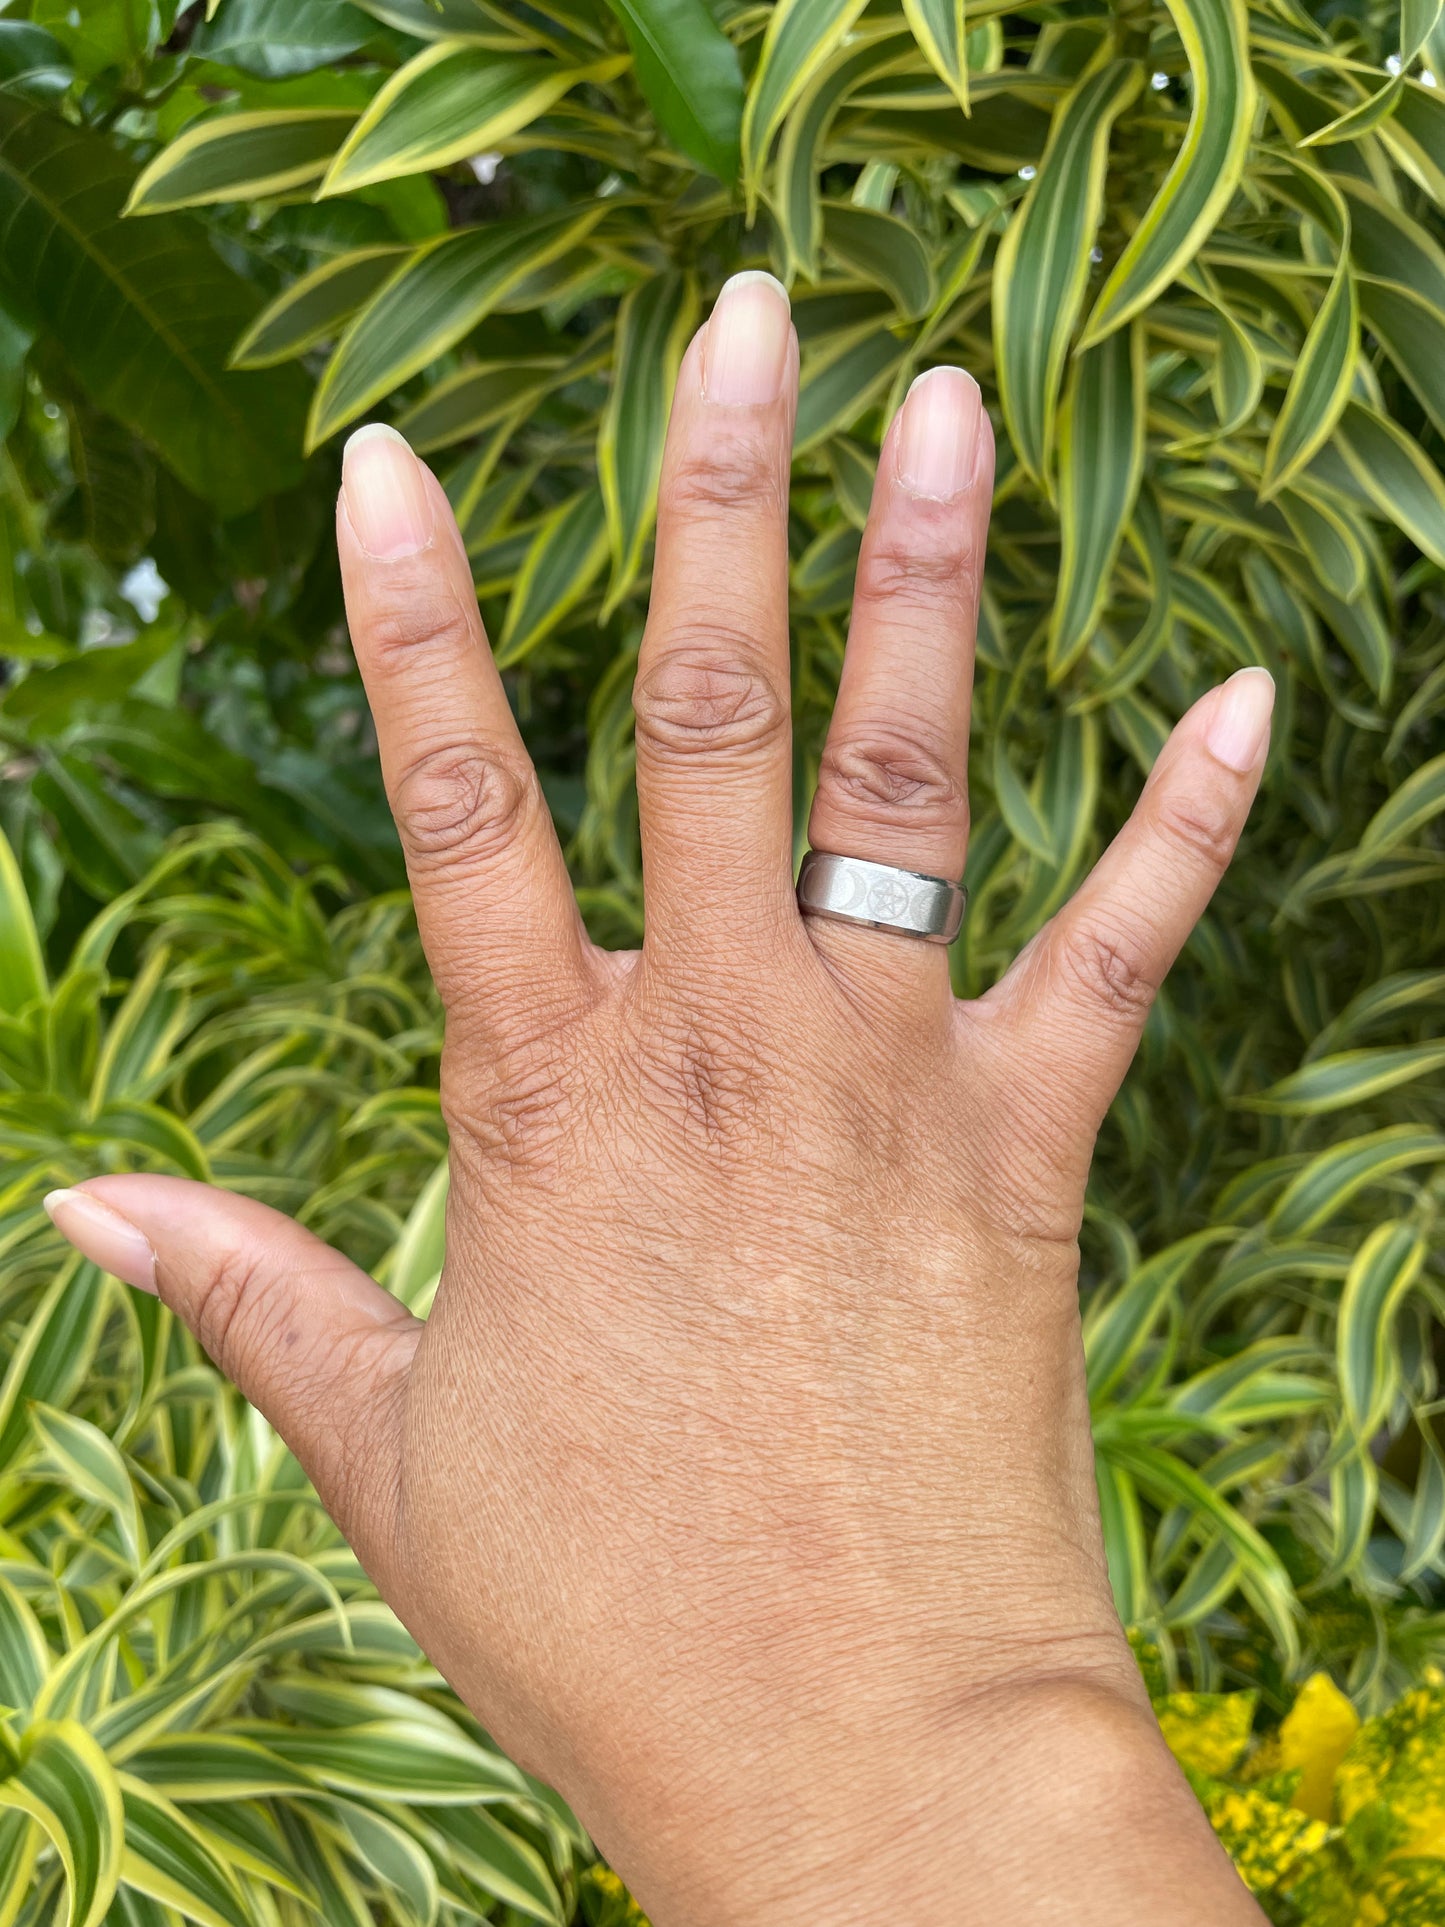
[982,667,1275,1148]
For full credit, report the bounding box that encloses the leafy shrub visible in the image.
[1,0,1445,1916]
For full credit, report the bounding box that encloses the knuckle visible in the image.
[1153,790,1238,871]
[818,728,966,829]
[443,1031,579,1184]
[391,742,532,870]
[1056,922,1157,1021]
[666,435,785,521]
[637,1005,781,1157]
[853,534,977,620]
[634,647,788,762]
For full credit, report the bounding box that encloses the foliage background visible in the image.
[1,0,1444,1919]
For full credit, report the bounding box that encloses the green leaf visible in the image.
[118,1780,251,1927]
[30,1403,144,1567]
[740,0,870,214]
[125,110,357,213]
[794,326,907,451]
[822,202,933,318]
[495,488,609,667]
[0,1576,50,1712]
[1252,1045,1445,1115]
[191,0,383,79]
[1298,73,1405,148]
[1085,1230,1237,1404]
[992,58,1141,485]
[1049,320,1145,679]
[1334,401,1445,569]
[1081,0,1255,343]
[0,823,45,1015]
[1337,1220,1427,1439]
[991,737,1057,863]
[308,204,606,446]
[1356,750,1445,859]
[229,245,408,369]
[774,27,909,282]
[598,269,697,615]
[1261,252,1357,500]
[1269,1128,1445,1238]
[322,43,621,197]
[0,1722,123,1927]
[901,0,968,113]
[0,98,307,513]
[602,0,744,182]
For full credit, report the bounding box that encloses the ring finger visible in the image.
[806,366,994,989]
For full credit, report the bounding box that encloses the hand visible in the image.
[48,273,1271,1925]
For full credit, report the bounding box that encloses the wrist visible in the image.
[619,1662,1264,1927]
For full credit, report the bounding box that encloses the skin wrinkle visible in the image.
[46,297,1277,1927]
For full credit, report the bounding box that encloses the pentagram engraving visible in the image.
[867,876,913,921]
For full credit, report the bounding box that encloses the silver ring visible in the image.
[797,852,967,945]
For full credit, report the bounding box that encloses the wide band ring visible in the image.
[796,851,967,945]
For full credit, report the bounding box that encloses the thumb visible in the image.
[45,1176,421,1575]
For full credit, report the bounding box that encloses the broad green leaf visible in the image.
[1334,401,1445,569]
[31,1403,144,1567]
[308,204,606,446]
[247,1719,529,1803]
[794,327,907,451]
[1298,74,1405,148]
[0,1262,110,1470]
[991,738,1057,863]
[125,110,357,213]
[0,824,45,1014]
[1252,1045,1445,1115]
[0,1723,123,1927]
[823,202,933,317]
[1118,1443,1298,1663]
[1261,272,1357,500]
[1275,481,1366,603]
[902,0,968,113]
[0,1576,49,1712]
[1082,0,1255,343]
[118,1781,251,1927]
[229,247,407,369]
[191,0,383,78]
[992,58,1141,485]
[331,1801,438,1927]
[740,0,870,214]
[598,269,696,614]
[774,27,910,281]
[603,0,744,182]
[1338,1220,1427,1438]
[1095,1454,1149,1624]
[1269,1128,1445,1238]
[0,98,307,512]
[1085,1229,1237,1404]
[1356,750,1445,859]
[1049,320,1144,679]
[398,358,565,453]
[349,0,506,35]
[495,488,609,667]
[322,44,622,196]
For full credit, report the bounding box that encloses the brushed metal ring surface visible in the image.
[796,852,967,945]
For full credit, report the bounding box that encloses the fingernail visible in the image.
[44,1189,157,1295]
[703,271,792,406]
[896,366,983,500]
[1205,667,1276,772]
[342,424,434,559]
